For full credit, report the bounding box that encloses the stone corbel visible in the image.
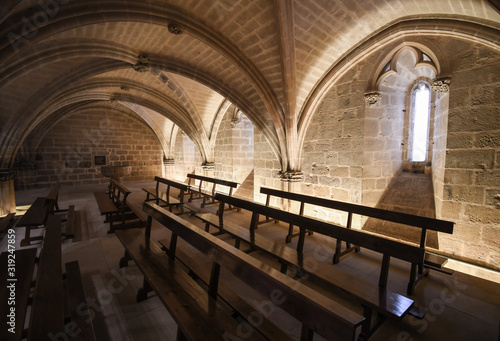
[231,117,241,129]
[364,91,382,106]
[168,23,183,35]
[431,77,451,93]
[202,162,215,170]
[278,170,304,182]
[132,55,150,73]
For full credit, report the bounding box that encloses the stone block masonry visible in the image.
[15,110,163,188]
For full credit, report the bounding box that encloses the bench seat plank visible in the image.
[424,253,449,268]
[126,197,149,222]
[0,248,38,341]
[196,212,413,321]
[28,215,64,340]
[115,228,263,341]
[93,192,119,214]
[65,261,97,341]
[16,197,50,227]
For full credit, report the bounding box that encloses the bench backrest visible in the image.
[143,201,364,340]
[109,179,131,208]
[187,173,238,188]
[154,176,189,192]
[260,187,454,234]
[215,193,425,265]
[45,182,62,201]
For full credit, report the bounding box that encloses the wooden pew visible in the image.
[28,215,64,340]
[27,215,96,341]
[0,212,15,233]
[216,193,427,290]
[65,261,97,341]
[143,176,188,214]
[197,195,418,338]
[116,202,365,341]
[45,181,63,213]
[155,238,295,341]
[15,182,69,245]
[260,187,454,272]
[186,173,239,210]
[0,247,37,341]
[16,197,52,246]
[94,179,143,233]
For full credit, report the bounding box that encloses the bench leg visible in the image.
[21,226,33,246]
[300,324,314,341]
[119,251,132,268]
[286,224,294,243]
[177,327,189,341]
[280,262,288,274]
[407,263,418,296]
[136,277,153,302]
[360,307,386,341]
[296,227,306,254]
[107,214,115,234]
[333,239,342,264]
[379,254,391,289]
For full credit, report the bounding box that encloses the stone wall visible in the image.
[15,110,162,188]
[300,37,500,270]
[214,112,254,197]
[253,128,281,205]
[439,39,500,269]
[171,130,197,182]
[301,65,367,226]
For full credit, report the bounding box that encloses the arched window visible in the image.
[408,82,431,162]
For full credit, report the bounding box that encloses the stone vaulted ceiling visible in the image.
[0,0,499,171]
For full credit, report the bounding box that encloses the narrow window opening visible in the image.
[410,83,431,162]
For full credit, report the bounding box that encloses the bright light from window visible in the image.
[411,83,430,162]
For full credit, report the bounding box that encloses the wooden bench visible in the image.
[0,247,37,340]
[116,202,365,341]
[45,181,63,213]
[15,182,76,245]
[186,173,239,211]
[155,238,296,340]
[16,197,52,246]
[0,212,15,233]
[213,194,430,297]
[260,187,454,273]
[27,214,96,341]
[196,195,418,339]
[94,179,143,233]
[143,176,188,214]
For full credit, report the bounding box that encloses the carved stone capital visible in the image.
[278,170,304,182]
[0,169,15,181]
[202,162,215,170]
[364,92,382,106]
[163,158,175,165]
[432,77,451,93]
[132,55,150,73]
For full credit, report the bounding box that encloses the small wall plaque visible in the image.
[94,156,106,166]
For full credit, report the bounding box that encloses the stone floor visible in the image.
[1,181,499,341]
